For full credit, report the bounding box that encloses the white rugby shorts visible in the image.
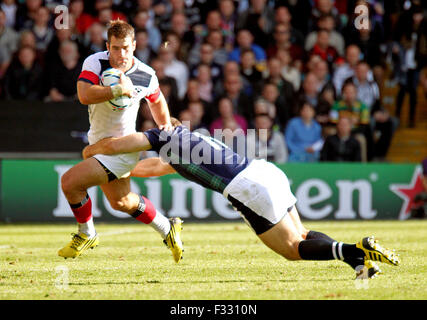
[93,152,140,180]
[223,159,297,234]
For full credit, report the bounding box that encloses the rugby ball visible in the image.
[100,68,132,111]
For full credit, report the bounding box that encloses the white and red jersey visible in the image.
[78,51,161,144]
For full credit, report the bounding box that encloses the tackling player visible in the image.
[58,20,183,263]
[82,118,400,279]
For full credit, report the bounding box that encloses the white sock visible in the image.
[149,211,171,239]
[78,217,97,238]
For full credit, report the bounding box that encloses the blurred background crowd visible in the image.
[0,0,426,164]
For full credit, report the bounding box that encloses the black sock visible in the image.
[306,230,365,269]
[298,239,335,260]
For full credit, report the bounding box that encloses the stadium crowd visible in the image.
[0,0,426,163]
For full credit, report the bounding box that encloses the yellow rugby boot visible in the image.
[163,218,184,263]
[356,236,400,266]
[355,260,383,279]
[58,233,99,259]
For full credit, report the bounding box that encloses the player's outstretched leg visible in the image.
[287,206,382,278]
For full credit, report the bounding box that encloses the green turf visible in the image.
[0,220,426,300]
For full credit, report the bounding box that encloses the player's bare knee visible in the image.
[61,171,75,195]
[109,197,133,213]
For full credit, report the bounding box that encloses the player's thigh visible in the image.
[288,206,309,239]
[62,157,109,191]
[257,213,303,261]
[100,177,140,213]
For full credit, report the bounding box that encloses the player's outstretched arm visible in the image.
[82,133,152,159]
[131,158,176,178]
[147,92,173,131]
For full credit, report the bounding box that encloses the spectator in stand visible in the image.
[3,45,44,100]
[213,60,250,98]
[330,81,373,161]
[246,113,287,164]
[205,29,229,66]
[158,42,189,99]
[222,72,254,122]
[1,0,17,29]
[253,97,276,120]
[187,101,209,132]
[0,9,19,77]
[316,85,336,130]
[45,25,86,66]
[313,59,335,94]
[236,0,275,49]
[134,28,155,64]
[308,29,342,69]
[294,72,321,116]
[210,96,248,135]
[310,0,341,32]
[45,40,81,102]
[347,61,395,159]
[273,6,305,47]
[69,0,95,35]
[188,42,223,85]
[393,4,426,128]
[264,56,295,105]
[261,81,291,130]
[151,57,180,116]
[181,77,213,124]
[169,12,195,58]
[276,48,301,91]
[278,0,312,36]
[218,0,237,52]
[239,48,263,96]
[285,101,323,163]
[195,63,214,103]
[228,29,266,70]
[344,3,384,68]
[320,116,362,162]
[266,23,304,65]
[157,0,201,33]
[84,22,107,55]
[16,29,44,66]
[333,44,373,96]
[410,157,427,219]
[192,9,222,47]
[31,6,54,52]
[305,13,345,56]
[94,0,127,22]
[132,9,161,53]
[14,0,43,31]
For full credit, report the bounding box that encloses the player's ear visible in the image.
[106,41,110,52]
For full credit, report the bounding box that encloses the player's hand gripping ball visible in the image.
[100,68,132,111]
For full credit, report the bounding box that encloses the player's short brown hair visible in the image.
[107,20,134,43]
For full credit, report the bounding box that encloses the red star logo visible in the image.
[390,167,425,220]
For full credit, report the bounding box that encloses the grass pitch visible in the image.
[0,220,426,300]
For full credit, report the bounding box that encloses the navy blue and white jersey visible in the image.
[144,126,249,193]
